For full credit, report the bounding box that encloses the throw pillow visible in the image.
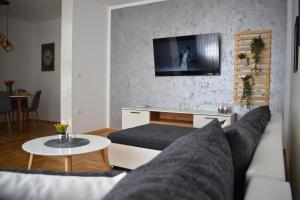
[0,170,127,200]
[224,106,271,200]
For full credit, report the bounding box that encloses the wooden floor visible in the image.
[0,120,115,173]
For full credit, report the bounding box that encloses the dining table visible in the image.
[9,92,32,133]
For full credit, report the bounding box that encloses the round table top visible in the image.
[22,134,111,156]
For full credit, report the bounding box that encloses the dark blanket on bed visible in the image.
[108,124,196,150]
[104,122,234,200]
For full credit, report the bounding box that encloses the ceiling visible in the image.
[5,0,61,22]
[101,0,146,6]
[2,0,160,23]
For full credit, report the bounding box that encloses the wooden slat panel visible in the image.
[233,29,271,107]
[235,91,270,95]
[237,40,272,46]
[248,51,271,57]
[233,96,269,101]
[234,65,271,70]
[236,35,272,40]
[235,29,272,35]
[234,85,270,90]
[236,46,271,51]
[235,60,271,65]
[234,70,270,76]
[233,101,269,106]
[235,54,271,59]
[236,78,270,84]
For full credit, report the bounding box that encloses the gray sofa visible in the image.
[0,107,292,200]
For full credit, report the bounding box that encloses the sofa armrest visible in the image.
[246,113,285,182]
[244,178,292,200]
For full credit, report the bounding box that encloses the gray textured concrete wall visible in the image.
[110,0,287,128]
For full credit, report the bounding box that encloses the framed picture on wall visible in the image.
[294,2,300,73]
[41,43,55,71]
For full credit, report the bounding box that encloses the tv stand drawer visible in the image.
[122,109,150,129]
[193,114,234,128]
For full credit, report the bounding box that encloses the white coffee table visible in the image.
[22,134,111,172]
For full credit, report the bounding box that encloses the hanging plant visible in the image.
[241,74,254,110]
[250,36,265,76]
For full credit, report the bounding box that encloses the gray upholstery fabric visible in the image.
[224,106,271,200]
[0,91,12,114]
[104,122,234,200]
[108,124,196,150]
[0,168,122,177]
[27,90,41,112]
[239,106,271,133]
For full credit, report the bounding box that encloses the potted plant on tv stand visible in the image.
[3,80,15,95]
[237,53,249,66]
[54,123,69,143]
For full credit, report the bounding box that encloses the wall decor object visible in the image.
[41,43,55,71]
[294,16,299,73]
[233,29,272,108]
[0,0,14,52]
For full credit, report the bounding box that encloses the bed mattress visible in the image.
[108,124,196,150]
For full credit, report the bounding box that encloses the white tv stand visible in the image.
[122,107,236,129]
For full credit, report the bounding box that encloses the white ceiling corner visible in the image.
[4,0,165,23]
[7,0,62,23]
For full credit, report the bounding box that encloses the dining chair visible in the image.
[11,98,29,121]
[24,90,41,130]
[0,91,13,133]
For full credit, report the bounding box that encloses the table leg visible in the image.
[28,154,34,170]
[16,98,23,133]
[64,156,72,172]
[100,148,111,171]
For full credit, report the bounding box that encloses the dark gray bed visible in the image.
[108,124,196,150]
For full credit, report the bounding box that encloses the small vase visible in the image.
[58,133,68,143]
[6,85,12,95]
[67,133,73,143]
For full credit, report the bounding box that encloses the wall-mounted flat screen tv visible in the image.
[153,33,220,76]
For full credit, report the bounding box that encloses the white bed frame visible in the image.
[108,143,161,170]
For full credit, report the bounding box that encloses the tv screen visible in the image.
[153,33,220,76]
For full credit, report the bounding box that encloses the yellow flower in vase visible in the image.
[54,123,69,134]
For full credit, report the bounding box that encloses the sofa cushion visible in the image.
[104,121,234,200]
[239,106,271,133]
[0,169,127,200]
[0,168,122,177]
[224,106,271,200]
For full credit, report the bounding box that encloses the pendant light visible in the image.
[0,0,13,52]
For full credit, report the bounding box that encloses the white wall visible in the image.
[0,18,61,121]
[60,0,73,126]
[284,0,293,168]
[71,0,108,133]
[288,0,300,198]
[0,19,34,91]
[31,19,61,121]
[59,0,168,132]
